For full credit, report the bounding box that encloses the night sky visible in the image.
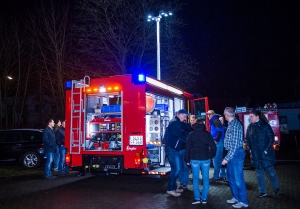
[1,0,299,112]
[180,0,300,109]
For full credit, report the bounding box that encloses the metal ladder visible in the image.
[70,76,90,154]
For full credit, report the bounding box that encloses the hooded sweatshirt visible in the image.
[184,123,216,163]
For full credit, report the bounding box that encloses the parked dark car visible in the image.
[0,129,44,169]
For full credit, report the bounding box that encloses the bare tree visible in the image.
[0,16,24,129]
[25,0,73,123]
[73,0,199,88]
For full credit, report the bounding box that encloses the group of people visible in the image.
[164,107,280,208]
[42,119,69,180]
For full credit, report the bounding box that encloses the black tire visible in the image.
[21,151,41,169]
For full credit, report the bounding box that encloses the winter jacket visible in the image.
[54,124,60,133]
[164,116,187,151]
[209,115,224,142]
[55,126,65,146]
[184,123,216,163]
[246,119,276,169]
[42,126,56,153]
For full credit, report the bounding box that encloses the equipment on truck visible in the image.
[235,104,280,150]
[64,74,209,177]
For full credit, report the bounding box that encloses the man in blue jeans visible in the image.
[207,110,226,182]
[185,119,216,205]
[222,107,248,208]
[53,119,61,171]
[55,120,69,175]
[164,109,189,197]
[42,119,57,180]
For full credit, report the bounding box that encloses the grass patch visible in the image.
[0,164,44,178]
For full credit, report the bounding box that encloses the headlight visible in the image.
[274,136,278,141]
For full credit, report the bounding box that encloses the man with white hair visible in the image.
[206,110,225,182]
[222,107,248,208]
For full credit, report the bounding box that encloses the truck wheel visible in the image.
[22,151,41,169]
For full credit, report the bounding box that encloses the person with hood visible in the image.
[207,110,226,181]
[246,110,279,198]
[185,119,216,204]
[164,109,189,197]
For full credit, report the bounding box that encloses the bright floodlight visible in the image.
[147,10,173,80]
[7,76,13,80]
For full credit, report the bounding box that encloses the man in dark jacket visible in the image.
[165,109,189,197]
[185,120,216,204]
[246,110,279,198]
[55,120,69,175]
[42,119,56,180]
[53,119,61,171]
[207,110,226,181]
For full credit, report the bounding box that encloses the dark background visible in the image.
[1,0,299,116]
[180,0,300,112]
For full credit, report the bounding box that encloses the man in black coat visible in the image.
[42,119,56,180]
[246,110,279,198]
[164,109,189,197]
[55,120,69,175]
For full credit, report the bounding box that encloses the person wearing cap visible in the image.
[207,110,226,182]
[164,109,189,197]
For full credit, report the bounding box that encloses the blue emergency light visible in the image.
[138,74,145,82]
[132,73,146,85]
[65,80,72,90]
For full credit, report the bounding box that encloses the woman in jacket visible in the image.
[246,110,279,198]
[185,119,216,205]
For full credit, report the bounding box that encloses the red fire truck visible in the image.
[64,74,209,177]
[235,104,280,150]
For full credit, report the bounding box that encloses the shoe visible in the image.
[167,190,181,197]
[45,176,56,180]
[232,202,248,208]
[227,198,238,204]
[178,185,187,190]
[201,199,207,204]
[191,199,201,204]
[54,168,58,171]
[220,177,227,181]
[257,193,267,198]
[175,188,183,193]
[210,178,220,182]
[273,188,279,195]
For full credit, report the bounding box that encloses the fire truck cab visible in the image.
[64,74,208,177]
[235,104,280,150]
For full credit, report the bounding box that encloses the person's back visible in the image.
[185,122,216,204]
[185,123,216,162]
